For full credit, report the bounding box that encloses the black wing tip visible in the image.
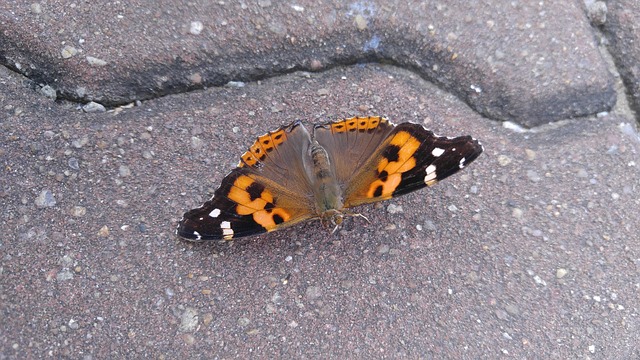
[176,220,211,242]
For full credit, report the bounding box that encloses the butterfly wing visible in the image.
[315,118,483,208]
[177,121,316,241]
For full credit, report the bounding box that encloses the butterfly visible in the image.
[177,116,483,241]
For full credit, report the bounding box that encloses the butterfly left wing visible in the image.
[177,121,316,241]
[338,122,483,208]
[177,168,315,240]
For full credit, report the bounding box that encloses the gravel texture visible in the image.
[1,1,640,358]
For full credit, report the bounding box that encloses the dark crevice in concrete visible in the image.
[1,29,616,128]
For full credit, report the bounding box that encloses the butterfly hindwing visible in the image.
[313,116,396,186]
[342,122,483,207]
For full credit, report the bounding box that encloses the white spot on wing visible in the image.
[193,231,202,240]
[209,208,221,218]
[424,164,437,185]
[459,157,466,169]
[432,147,445,157]
[221,221,234,239]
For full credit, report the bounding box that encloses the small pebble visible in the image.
[423,220,436,231]
[61,45,78,59]
[225,81,245,88]
[576,168,588,178]
[86,56,107,66]
[182,334,195,345]
[71,206,86,217]
[97,226,110,237]
[119,165,131,177]
[82,101,106,113]
[524,149,536,160]
[305,285,322,300]
[38,85,57,100]
[30,3,41,13]
[35,190,56,207]
[512,208,523,219]
[310,59,323,71]
[386,204,403,214]
[495,309,508,320]
[497,155,511,166]
[202,313,213,326]
[526,170,541,182]
[354,14,367,30]
[72,136,89,148]
[56,269,74,281]
[587,1,607,25]
[504,303,520,316]
[179,308,199,332]
[377,244,390,254]
[533,275,546,286]
[556,268,568,278]
[189,21,204,35]
[191,137,203,149]
[237,317,251,327]
[68,157,80,170]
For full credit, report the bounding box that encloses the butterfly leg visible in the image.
[345,211,370,224]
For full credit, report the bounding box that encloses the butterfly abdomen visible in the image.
[309,140,344,215]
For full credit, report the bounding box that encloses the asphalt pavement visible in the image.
[1,1,639,358]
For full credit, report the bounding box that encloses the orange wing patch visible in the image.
[366,131,421,199]
[226,174,292,230]
[329,116,387,133]
[238,127,288,167]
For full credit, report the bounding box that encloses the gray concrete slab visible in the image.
[1,0,615,126]
[604,0,640,118]
[2,0,640,358]
[1,62,639,358]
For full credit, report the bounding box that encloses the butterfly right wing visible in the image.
[177,121,316,241]
[342,122,483,207]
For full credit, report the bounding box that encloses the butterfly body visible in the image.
[177,116,483,241]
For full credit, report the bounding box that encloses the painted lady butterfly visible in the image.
[177,116,483,240]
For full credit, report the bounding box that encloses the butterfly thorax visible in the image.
[308,141,345,226]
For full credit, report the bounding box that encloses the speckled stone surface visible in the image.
[604,0,640,117]
[1,1,639,358]
[1,0,615,126]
